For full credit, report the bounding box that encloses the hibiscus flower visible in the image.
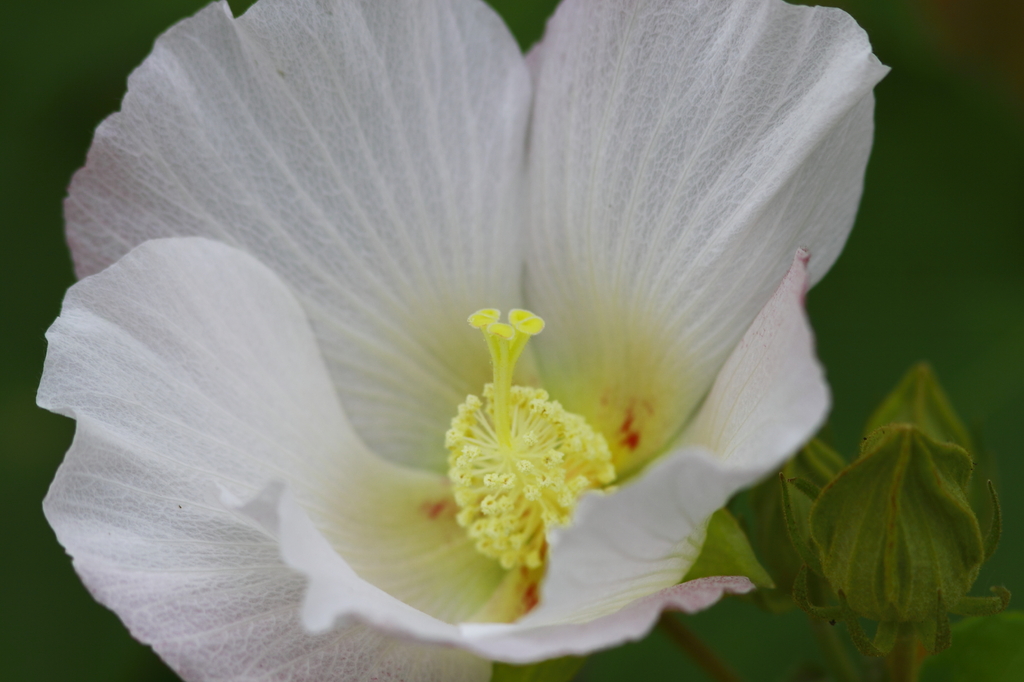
[41,0,887,679]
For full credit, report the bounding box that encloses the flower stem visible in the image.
[885,633,921,682]
[809,617,860,682]
[657,613,744,682]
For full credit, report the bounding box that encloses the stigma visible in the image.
[446,309,615,570]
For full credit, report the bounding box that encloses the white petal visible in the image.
[236,479,751,664]
[681,250,828,467]
[228,481,460,640]
[523,251,826,630]
[260,250,819,662]
[525,0,886,471]
[460,577,753,662]
[65,0,532,471]
[41,238,496,680]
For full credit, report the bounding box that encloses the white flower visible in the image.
[41,0,887,680]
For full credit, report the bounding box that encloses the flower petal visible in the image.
[41,237,498,680]
[460,577,753,661]
[230,249,813,664]
[235,478,751,664]
[65,0,532,471]
[525,0,886,472]
[524,251,826,629]
[680,250,828,467]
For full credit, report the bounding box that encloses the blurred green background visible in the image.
[1,0,1021,680]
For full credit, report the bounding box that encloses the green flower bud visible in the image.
[786,424,1008,655]
[812,424,981,624]
[780,365,1010,655]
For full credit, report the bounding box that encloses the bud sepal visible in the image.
[749,438,845,611]
[781,423,1010,656]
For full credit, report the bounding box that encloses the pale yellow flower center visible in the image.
[446,308,615,570]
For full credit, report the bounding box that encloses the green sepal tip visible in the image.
[951,585,1012,617]
[983,479,1003,562]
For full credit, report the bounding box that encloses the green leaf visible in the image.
[491,657,586,682]
[683,508,774,588]
[864,363,974,452]
[919,612,1024,682]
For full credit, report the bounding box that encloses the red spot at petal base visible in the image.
[421,499,454,520]
[619,406,642,451]
[522,582,539,613]
[619,409,635,434]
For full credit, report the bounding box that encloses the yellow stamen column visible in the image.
[447,309,615,570]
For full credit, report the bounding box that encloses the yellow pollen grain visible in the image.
[446,309,616,570]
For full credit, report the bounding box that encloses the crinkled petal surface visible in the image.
[41,237,498,681]
[65,0,532,471]
[525,0,887,472]
[525,251,826,627]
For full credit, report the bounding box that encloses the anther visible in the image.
[468,309,501,328]
[509,309,546,335]
[486,322,515,340]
